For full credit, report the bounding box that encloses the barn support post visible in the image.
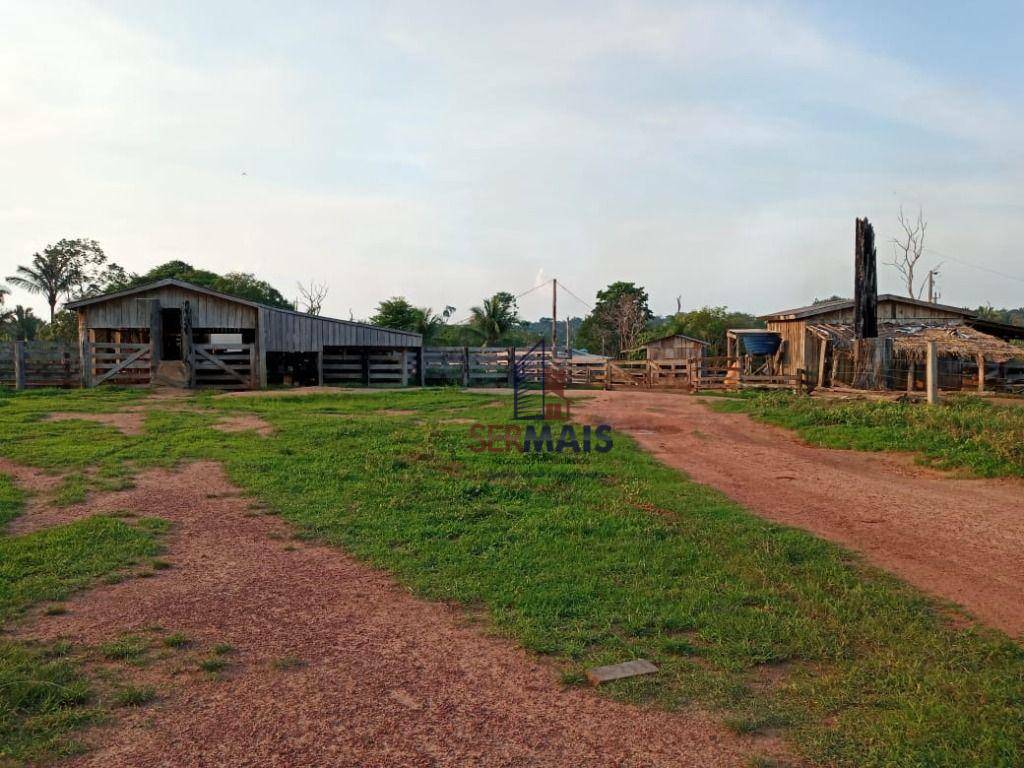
[977,354,985,393]
[926,341,939,404]
[400,349,408,386]
[417,347,425,386]
[461,346,470,387]
[816,340,828,389]
[148,299,161,372]
[906,361,915,393]
[252,344,261,389]
[257,307,270,389]
[13,341,26,390]
[361,349,370,386]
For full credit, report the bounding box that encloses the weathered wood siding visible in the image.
[768,299,968,376]
[81,287,257,329]
[259,307,419,352]
[646,336,705,361]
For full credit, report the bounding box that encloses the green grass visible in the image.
[710,391,1024,476]
[162,633,190,650]
[0,386,1022,766]
[0,519,164,623]
[198,658,228,674]
[112,685,156,708]
[0,415,166,766]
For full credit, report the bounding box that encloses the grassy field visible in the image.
[1,386,1023,767]
[710,391,1024,477]
[0,438,165,766]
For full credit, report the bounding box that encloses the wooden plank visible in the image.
[586,659,658,686]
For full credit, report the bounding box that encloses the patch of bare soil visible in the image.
[44,411,145,436]
[12,460,775,768]
[573,390,1024,639]
[212,413,274,437]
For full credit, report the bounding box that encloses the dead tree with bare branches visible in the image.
[297,281,329,315]
[887,206,929,299]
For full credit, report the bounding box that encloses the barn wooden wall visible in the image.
[257,307,419,353]
[646,337,705,361]
[81,287,257,329]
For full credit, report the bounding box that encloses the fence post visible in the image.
[603,359,611,390]
[976,354,985,394]
[926,341,939,405]
[13,341,26,390]
[80,338,92,388]
[507,347,515,388]
[461,346,470,388]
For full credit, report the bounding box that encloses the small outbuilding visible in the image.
[66,278,422,389]
[641,333,708,361]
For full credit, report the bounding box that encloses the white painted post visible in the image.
[926,340,939,405]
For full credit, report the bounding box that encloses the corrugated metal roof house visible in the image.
[66,279,422,389]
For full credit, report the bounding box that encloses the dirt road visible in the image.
[13,461,772,768]
[574,390,1024,639]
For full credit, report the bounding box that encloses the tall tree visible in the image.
[469,292,518,345]
[6,238,125,320]
[576,282,653,355]
[6,250,77,322]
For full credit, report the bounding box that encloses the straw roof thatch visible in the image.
[807,320,1024,363]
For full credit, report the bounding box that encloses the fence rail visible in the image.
[193,343,256,390]
[0,341,81,389]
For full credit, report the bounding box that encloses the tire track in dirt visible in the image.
[8,460,777,768]
[574,391,1024,639]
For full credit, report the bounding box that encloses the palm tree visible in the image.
[469,292,518,346]
[6,306,42,341]
[6,251,76,322]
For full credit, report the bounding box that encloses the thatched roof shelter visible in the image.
[807,320,1024,363]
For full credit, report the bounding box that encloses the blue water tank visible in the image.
[740,332,781,355]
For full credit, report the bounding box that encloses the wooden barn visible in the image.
[641,333,707,361]
[66,279,422,389]
[761,294,1024,391]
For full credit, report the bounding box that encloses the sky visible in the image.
[2,0,1023,323]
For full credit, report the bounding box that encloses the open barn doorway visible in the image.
[160,308,183,361]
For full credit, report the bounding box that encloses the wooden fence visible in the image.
[0,341,81,389]
[322,348,416,386]
[423,347,553,387]
[83,341,152,387]
[192,343,256,390]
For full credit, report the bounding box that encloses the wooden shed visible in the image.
[66,278,422,389]
[761,295,976,379]
[641,333,707,361]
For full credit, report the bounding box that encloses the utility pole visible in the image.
[565,317,571,356]
[551,278,558,355]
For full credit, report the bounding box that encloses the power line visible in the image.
[923,248,1024,285]
[557,281,593,311]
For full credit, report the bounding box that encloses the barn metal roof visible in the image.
[761,294,974,322]
[66,278,422,342]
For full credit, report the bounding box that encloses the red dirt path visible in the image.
[574,390,1024,639]
[12,461,775,768]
